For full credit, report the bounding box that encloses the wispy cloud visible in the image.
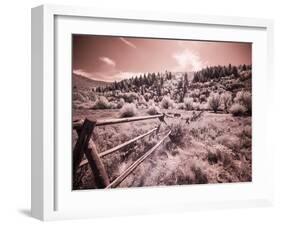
[120,37,137,49]
[173,48,205,72]
[73,69,112,82]
[73,69,93,79]
[99,56,116,67]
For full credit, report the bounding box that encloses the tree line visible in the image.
[95,71,173,93]
[95,64,251,93]
[192,64,251,83]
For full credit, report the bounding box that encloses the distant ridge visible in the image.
[73,73,111,90]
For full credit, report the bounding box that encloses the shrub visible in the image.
[234,91,252,114]
[222,153,232,168]
[243,125,252,138]
[229,103,247,116]
[184,97,194,110]
[127,92,139,103]
[138,95,147,106]
[193,102,200,111]
[207,149,233,169]
[92,96,110,109]
[117,98,125,109]
[161,96,174,109]
[169,122,186,145]
[221,92,232,113]
[240,70,252,81]
[143,92,152,102]
[216,135,240,152]
[207,151,219,165]
[190,89,200,98]
[118,92,139,103]
[109,102,118,109]
[87,91,97,102]
[199,94,207,103]
[148,99,155,106]
[73,91,87,102]
[119,103,138,118]
[177,103,185,110]
[147,104,160,115]
[216,150,232,168]
[190,164,208,184]
[199,102,208,110]
[208,93,221,113]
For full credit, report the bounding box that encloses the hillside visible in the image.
[73,64,252,189]
[73,73,110,90]
[93,65,251,106]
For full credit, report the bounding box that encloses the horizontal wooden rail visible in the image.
[73,114,164,129]
[99,127,159,157]
[106,130,171,189]
[79,126,159,167]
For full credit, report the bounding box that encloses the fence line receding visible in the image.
[73,113,170,189]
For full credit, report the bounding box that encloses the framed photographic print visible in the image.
[31,4,274,221]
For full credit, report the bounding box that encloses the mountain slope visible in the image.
[73,73,110,90]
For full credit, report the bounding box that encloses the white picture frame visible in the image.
[31,4,274,221]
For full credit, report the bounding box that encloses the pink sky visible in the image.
[72,35,252,82]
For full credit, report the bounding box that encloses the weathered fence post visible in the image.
[73,118,109,189]
[84,138,110,188]
[73,118,95,177]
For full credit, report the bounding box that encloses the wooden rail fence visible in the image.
[73,113,170,189]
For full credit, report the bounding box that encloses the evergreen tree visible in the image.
[143,73,148,86]
[233,66,238,77]
[184,72,188,84]
[169,72,172,80]
[139,75,143,86]
[228,64,232,75]
[134,76,139,87]
[178,78,183,89]
[160,76,164,87]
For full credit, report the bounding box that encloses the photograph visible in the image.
[72,35,252,190]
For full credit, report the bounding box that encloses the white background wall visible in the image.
[0,0,280,225]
